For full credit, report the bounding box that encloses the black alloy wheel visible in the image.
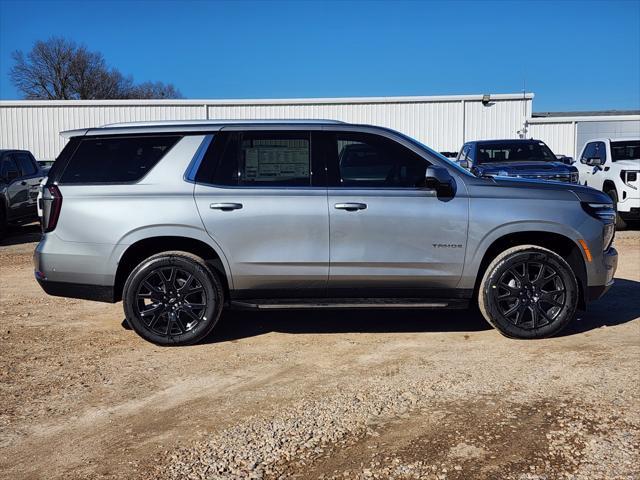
[479,245,579,339]
[123,251,224,346]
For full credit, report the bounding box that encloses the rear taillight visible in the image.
[43,185,63,233]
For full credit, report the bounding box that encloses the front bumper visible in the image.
[586,246,617,302]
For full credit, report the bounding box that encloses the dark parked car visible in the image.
[0,149,44,237]
[457,139,580,183]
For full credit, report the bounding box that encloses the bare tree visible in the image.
[10,37,182,100]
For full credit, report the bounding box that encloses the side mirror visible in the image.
[586,157,603,167]
[458,159,470,169]
[424,165,455,196]
[565,156,575,165]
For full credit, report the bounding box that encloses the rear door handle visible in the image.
[210,202,243,211]
[334,203,367,211]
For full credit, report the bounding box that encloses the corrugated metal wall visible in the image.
[527,121,576,157]
[0,94,532,160]
[528,116,640,158]
[0,104,205,160]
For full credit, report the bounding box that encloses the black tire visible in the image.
[478,245,579,339]
[123,251,224,346]
[0,208,6,240]
[606,188,627,230]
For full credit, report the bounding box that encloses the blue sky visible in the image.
[0,0,638,111]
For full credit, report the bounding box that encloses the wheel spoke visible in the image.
[529,305,538,328]
[140,303,164,317]
[532,264,545,284]
[181,306,201,323]
[536,304,554,324]
[502,301,521,317]
[178,274,194,293]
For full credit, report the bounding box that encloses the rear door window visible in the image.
[199,131,313,187]
[59,135,181,184]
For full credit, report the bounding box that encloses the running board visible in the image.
[230,298,468,310]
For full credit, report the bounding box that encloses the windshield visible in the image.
[477,141,556,164]
[611,140,640,161]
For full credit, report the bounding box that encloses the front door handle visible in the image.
[210,202,243,211]
[334,202,367,211]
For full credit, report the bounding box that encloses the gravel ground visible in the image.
[1,225,639,480]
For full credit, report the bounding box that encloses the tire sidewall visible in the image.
[123,253,223,346]
[606,188,627,230]
[480,248,578,339]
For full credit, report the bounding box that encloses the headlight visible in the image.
[582,202,616,250]
[570,172,580,183]
[621,170,638,189]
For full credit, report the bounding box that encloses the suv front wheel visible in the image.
[479,245,579,339]
[123,251,224,346]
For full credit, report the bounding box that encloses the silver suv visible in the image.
[35,121,618,345]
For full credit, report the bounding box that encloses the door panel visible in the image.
[328,187,468,295]
[194,187,329,295]
[323,130,469,297]
[193,130,329,297]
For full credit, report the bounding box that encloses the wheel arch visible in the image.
[114,235,232,302]
[473,231,588,309]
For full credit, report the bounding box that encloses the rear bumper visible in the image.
[35,278,115,303]
[33,234,119,303]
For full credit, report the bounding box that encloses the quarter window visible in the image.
[59,135,181,184]
[329,132,429,188]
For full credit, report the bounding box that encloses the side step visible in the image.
[230,298,468,310]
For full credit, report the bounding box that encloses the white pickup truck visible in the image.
[576,138,640,228]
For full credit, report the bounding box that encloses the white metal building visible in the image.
[0,93,533,161]
[1,93,638,162]
[527,114,640,159]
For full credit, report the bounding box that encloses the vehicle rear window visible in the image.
[477,142,556,163]
[611,141,640,161]
[59,135,181,184]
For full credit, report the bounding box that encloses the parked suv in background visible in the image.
[457,139,580,183]
[1,149,44,237]
[35,121,617,345]
[576,138,640,229]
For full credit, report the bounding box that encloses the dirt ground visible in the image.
[1,225,639,480]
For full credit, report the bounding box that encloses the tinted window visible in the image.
[329,132,428,188]
[1,156,19,180]
[595,141,607,162]
[581,142,597,163]
[611,140,640,161]
[477,142,555,163]
[59,135,180,184]
[12,152,37,176]
[206,132,311,187]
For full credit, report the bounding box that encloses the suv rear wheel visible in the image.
[123,251,224,346]
[479,245,579,339]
